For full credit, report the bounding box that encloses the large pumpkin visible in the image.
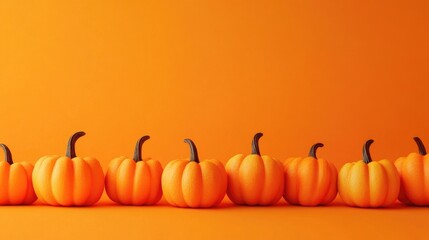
[283,143,337,206]
[395,137,429,205]
[105,135,163,205]
[161,139,227,208]
[32,132,104,206]
[338,139,400,207]
[225,133,284,205]
[0,144,37,205]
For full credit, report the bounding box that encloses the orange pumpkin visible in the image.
[32,132,104,206]
[105,135,163,205]
[226,133,284,205]
[161,139,227,208]
[338,139,400,207]
[0,144,37,205]
[283,143,337,206]
[395,137,429,205]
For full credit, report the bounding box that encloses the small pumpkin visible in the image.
[0,144,37,205]
[161,139,227,208]
[225,133,284,205]
[283,143,337,206]
[395,137,429,205]
[32,131,104,206]
[105,135,163,205]
[338,139,400,207]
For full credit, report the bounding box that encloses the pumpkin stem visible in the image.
[362,139,374,164]
[184,139,200,163]
[0,144,13,165]
[66,131,86,158]
[413,137,427,155]
[133,135,150,162]
[309,143,324,158]
[251,132,264,155]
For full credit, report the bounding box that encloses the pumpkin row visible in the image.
[0,132,427,208]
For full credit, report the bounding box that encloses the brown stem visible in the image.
[66,131,86,158]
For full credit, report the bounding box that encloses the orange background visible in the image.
[1,0,429,239]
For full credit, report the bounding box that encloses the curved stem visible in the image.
[184,139,199,163]
[413,137,427,155]
[0,144,13,165]
[133,135,150,162]
[66,131,86,158]
[251,132,264,155]
[362,139,374,164]
[309,143,324,158]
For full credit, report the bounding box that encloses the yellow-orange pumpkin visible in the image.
[395,137,429,205]
[161,139,227,208]
[283,143,337,206]
[32,132,104,206]
[338,140,399,207]
[105,135,163,205]
[226,133,284,205]
[0,144,37,205]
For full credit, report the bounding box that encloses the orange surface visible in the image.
[0,0,429,239]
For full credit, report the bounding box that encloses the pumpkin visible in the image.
[161,139,227,208]
[338,139,400,207]
[395,137,429,205]
[225,133,284,205]
[0,144,37,205]
[105,135,163,205]
[283,143,337,206]
[32,131,104,206]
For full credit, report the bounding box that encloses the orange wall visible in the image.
[0,0,428,171]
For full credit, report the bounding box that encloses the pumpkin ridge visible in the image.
[84,159,95,205]
[21,162,37,204]
[321,162,337,205]
[404,155,424,204]
[311,157,322,205]
[284,157,300,205]
[43,158,58,205]
[315,158,329,205]
[51,157,74,206]
[146,160,163,205]
[1,164,10,204]
[32,156,46,204]
[346,163,360,207]
[258,156,268,205]
[84,158,104,206]
[181,162,203,207]
[424,156,429,203]
[378,162,392,206]
[170,160,187,207]
[133,161,149,205]
[420,154,427,204]
[108,157,125,204]
[140,161,152,205]
[117,159,136,205]
[8,164,25,204]
[226,155,245,204]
